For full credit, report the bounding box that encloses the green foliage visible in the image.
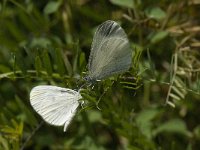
[43,1,61,15]
[110,0,134,9]
[1,0,200,150]
[145,7,166,20]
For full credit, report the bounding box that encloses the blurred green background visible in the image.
[1,0,200,149]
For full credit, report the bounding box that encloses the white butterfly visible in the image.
[30,85,82,132]
[30,20,132,132]
[85,20,132,82]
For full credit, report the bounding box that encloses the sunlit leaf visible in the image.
[43,1,61,15]
[110,0,134,8]
[145,7,166,20]
[0,135,9,150]
[150,31,168,44]
[30,37,51,48]
[87,110,102,123]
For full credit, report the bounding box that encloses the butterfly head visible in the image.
[83,76,96,85]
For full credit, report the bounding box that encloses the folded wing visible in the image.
[30,85,81,132]
[88,20,132,80]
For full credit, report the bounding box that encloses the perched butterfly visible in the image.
[30,85,82,132]
[85,20,132,83]
[30,20,132,132]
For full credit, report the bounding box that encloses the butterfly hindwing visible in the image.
[30,85,82,132]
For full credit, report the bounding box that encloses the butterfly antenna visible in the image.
[78,82,87,92]
[20,121,44,150]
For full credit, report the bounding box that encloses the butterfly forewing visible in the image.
[88,20,132,80]
[30,85,81,132]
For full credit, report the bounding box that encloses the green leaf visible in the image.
[16,50,27,75]
[55,48,65,76]
[193,125,200,139]
[0,135,9,150]
[153,119,191,137]
[110,0,134,9]
[171,86,185,99]
[5,21,25,42]
[63,53,73,77]
[30,37,51,48]
[132,46,142,69]
[73,41,80,75]
[18,121,23,135]
[44,1,61,15]
[81,94,96,103]
[15,96,38,126]
[73,136,104,150]
[145,7,166,20]
[34,55,42,76]
[42,49,52,76]
[18,9,36,33]
[87,110,102,123]
[0,65,11,73]
[79,52,86,71]
[169,93,181,101]
[150,31,168,44]
[136,108,160,139]
[136,108,160,125]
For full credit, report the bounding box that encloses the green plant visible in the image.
[1,0,200,150]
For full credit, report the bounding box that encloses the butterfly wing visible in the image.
[88,20,132,80]
[30,85,81,132]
